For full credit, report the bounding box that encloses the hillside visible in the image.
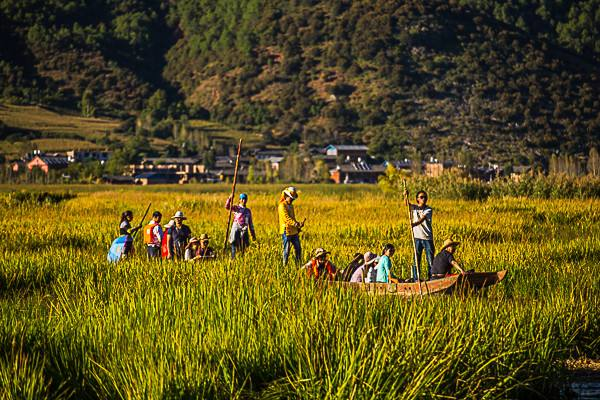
[1,0,599,167]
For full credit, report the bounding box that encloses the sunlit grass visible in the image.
[0,185,598,398]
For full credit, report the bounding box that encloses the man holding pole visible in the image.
[404,189,434,281]
[278,186,304,265]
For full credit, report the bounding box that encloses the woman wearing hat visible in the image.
[304,248,336,281]
[278,186,304,265]
[350,252,379,283]
[169,210,192,260]
[225,193,256,259]
[184,237,200,261]
[430,239,465,279]
[197,233,216,259]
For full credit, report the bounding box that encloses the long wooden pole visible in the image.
[403,179,422,295]
[224,139,243,251]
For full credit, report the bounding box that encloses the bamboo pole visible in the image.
[403,179,422,295]
[224,139,243,251]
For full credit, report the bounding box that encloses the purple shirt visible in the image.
[225,197,255,237]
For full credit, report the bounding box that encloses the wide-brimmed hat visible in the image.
[199,233,210,241]
[186,237,199,249]
[364,251,378,266]
[441,238,460,251]
[163,219,175,228]
[172,210,187,220]
[283,186,298,199]
[313,248,330,259]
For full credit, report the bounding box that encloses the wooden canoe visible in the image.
[453,270,508,290]
[334,275,459,297]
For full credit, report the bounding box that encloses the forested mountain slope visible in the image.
[1,0,599,165]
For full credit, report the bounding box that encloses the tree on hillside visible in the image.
[588,147,600,176]
[81,89,96,117]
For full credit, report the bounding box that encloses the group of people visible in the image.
[299,189,466,283]
[115,193,256,262]
[112,185,467,282]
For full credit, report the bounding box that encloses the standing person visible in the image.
[162,219,174,259]
[431,239,465,279]
[169,211,192,260]
[303,248,336,281]
[376,244,400,284]
[278,186,304,265]
[119,210,141,236]
[144,211,163,259]
[404,189,434,281]
[118,210,140,257]
[225,193,256,259]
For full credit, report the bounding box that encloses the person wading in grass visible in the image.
[278,186,304,265]
[118,210,141,257]
[376,243,400,284]
[225,193,256,259]
[404,189,435,281]
[162,219,174,259]
[197,234,216,260]
[168,211,192,260]
[119,210,141,236]
[431,239,465,279]
[144,211,163,259]
[304,248,337,281]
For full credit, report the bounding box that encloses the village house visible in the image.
[424,161,444,177]
[330,160,386,184]
[66,150,110,163]
[324,144,369,166]
[128,157,207,183]
[134,172,182,185]
[26,152,69,174]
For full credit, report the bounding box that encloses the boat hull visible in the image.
[335,275,459,297]
[456,270,508,289]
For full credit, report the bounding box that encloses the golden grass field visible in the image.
[0,184,598,399]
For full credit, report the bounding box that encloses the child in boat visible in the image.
[376,244,400,284]
[304,248,336,281]
[431,239,465,279]
[350,252,379,283]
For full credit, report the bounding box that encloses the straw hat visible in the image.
[172,210,187,220]
[186,237,199,249]
[364,251,378,266]
[313,248,330,259]
[163,219,175,229]
[199,233,210,241]
[441,238,460,251]
[283,186,298,199]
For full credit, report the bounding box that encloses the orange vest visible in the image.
[144,221,159,245]
[307,259,336,281]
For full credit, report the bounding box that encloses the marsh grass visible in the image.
[0,185,598,398]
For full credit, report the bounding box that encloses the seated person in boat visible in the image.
[304,248,336,281]
[376,244,400,284]
[350,252,379,283]
[431,239,465,279]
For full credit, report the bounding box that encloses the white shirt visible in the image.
[411,204,433,240]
